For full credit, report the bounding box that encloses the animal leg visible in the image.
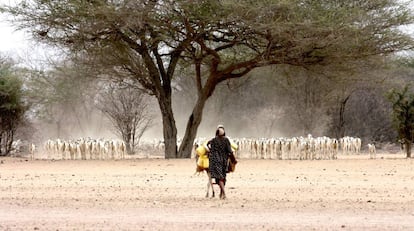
[206,179,210,198]
[206,172,215,198]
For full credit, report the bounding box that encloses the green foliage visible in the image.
[397,57,414,69]
[387,85,414,156]
[23,63,97,138]
[0,70,24,121]
[0,65,26,155]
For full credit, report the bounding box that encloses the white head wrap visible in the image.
[218,127,225,136]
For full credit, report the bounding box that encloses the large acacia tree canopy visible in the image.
[3,0,413,73]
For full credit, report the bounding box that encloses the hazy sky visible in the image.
[0,3,60,68]
[0,13,29,56]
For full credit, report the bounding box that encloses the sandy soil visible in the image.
[1,154,414,230]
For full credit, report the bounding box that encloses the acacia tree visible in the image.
[388,86,414,158]
[3,0,413,158]
[0,61,25,156]
[25,62,97,138]
[97,82,153,154]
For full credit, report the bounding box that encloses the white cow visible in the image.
[368,144,376,159]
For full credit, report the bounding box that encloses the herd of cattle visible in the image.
[40,138,127,160]
[195,135,368,160]
[20,135,375,160]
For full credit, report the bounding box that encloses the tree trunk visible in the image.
[131,130,136,154]
[125,141,132,155]
[5,130,13,155]
[405,141,412,158]
[56,120,61,138]
[178,77,217,158]
[0,132,3,156]
[159,98,178,159]
[336,95,350,138]
[178,96,209,158]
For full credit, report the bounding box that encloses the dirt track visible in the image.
[1,154,414,230]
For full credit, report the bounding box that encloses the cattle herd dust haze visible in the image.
[29,85,306,147]
[27,63,395,148]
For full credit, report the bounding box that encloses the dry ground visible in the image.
[0,154,414,230]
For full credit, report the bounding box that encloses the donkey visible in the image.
[194,142,238,198]
[194,143,216,197]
